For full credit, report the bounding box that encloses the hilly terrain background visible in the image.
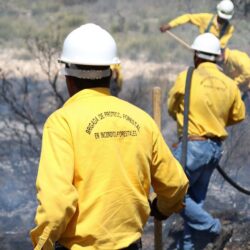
[0,0,250,249]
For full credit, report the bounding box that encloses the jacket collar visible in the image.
[64,88,110,107]
[197,62,220,71]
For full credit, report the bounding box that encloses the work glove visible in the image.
[159,24,172,33]
[241,89,250,101]
[55,242,69,250]
[149,197,169,221]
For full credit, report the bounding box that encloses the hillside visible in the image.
[1,0,250,62]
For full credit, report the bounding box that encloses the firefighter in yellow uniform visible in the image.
[110,64,123,96]
[160,0,235,48]
[222,48,250,94]
[168,33,245,249]
[30,23,189,250]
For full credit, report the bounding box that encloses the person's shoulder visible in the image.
[195,13,213,18]
[201,13,213,16]
[44,107,67,128]
[230,49,249,60]
[115,97,155,123]
[116,97,149,114]
[218,67,238,86]
[187,12,211,15]
[176,68,189,80]
[198,63,229,80]
[170,69,189,90]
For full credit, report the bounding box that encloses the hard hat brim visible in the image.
[191,45,221,56]
[58,57,121,66]
[217,11,233,20]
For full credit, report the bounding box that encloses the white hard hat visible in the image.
[59,23,120,66]
[191,33,221,61]
[217,0,234,20]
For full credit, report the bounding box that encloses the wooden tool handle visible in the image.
[152,87,163,250]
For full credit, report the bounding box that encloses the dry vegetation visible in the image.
[0,0,250,249]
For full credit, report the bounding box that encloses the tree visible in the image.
[0,30,66,184]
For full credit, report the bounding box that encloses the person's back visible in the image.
[30,23,189,250]
[169,61,244,139]
[49,88,177,248]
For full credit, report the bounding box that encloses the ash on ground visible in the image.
[142,195,250,250]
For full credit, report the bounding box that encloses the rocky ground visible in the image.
[142,208,250,250]
[1,215,249,250]
[141,173,250,250]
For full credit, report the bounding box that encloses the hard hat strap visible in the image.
[61,67,111,80]
[205,15,216,33]
[219,20,229,38]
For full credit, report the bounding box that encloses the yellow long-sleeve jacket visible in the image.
[31,88,189,250]
[168,62,245,139]
[111,64,123,88]
[223,48,250,91]
[168,13,234,48]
